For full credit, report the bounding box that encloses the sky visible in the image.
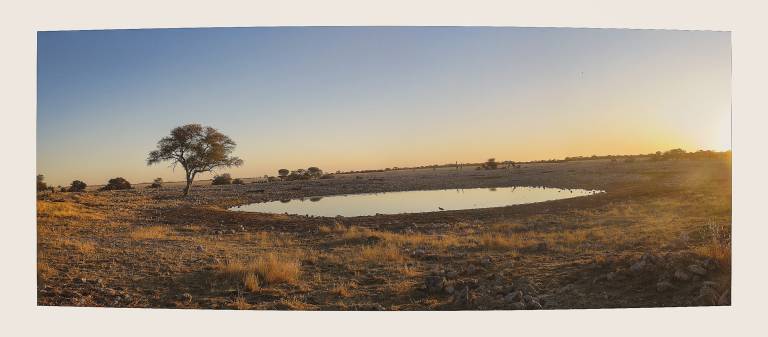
[37,27,731,186]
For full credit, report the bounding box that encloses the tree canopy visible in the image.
[147,124,243,195]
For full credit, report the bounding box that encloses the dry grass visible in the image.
[37,200,106,222]
[477,233,526,250]
[357,243,406,264]
[50,237,96,254]
[334,225,463,250]
[330,281,356,297]
[230,296,251,310]
[243,272,261,292]
[216,253,301,286]
[130,226,171,240]
[319,221,347,234]
[37,261,57,278]
[694,220,732,270]
[396,264,420,277]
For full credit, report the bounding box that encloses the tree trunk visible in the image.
[183,171,193,196]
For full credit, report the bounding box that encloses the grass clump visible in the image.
[216,253,301,287]
[357,243,406,264]
[130,226,171,240]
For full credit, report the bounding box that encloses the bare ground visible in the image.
[37,158,731,310]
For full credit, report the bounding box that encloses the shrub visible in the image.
[320,173,335,179]
[307,167,323,178]
[69,180,87,192]
[103,177,132,190]
[278,169,289,179]
[267,176,279,182]
[287,169,311,180]
[232,178,244,185]
[148,177,163,188]
[481,158,498,170]
[37,175,48,192]
[212,173,233,185]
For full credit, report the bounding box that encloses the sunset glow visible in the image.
[37,27,731,185]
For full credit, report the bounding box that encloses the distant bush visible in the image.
[320,173,335,179]
[624,157,635,163]
[277,167,329,181]
[37,175,48,192]
[307,167,323,178]
[278,169,290,180]
[103,177,132,190]
[481,158,498,170]
[212,173,233,185]
[69,180,87,192]
[148,177,163,188]
[232,178,244,185]
[287,169,311,181]
[267,176,279,182]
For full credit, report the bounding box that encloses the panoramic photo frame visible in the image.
[6,0,768,336]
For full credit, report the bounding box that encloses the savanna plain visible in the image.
[37,156,731,310]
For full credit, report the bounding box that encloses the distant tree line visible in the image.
[276,167,333,181]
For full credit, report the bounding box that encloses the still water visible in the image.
[229,186,603,217]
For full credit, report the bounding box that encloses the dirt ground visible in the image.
[37,158,731,310]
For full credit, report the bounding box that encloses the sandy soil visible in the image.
[37,158,731,310]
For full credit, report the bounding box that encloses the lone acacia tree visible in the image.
[147,124,243,196]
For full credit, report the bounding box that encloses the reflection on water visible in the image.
[229,186,603,217]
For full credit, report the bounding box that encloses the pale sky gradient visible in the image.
[37,27,731,186]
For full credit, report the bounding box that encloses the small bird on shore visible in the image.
[438,207,445,211]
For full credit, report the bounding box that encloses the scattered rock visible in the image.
[180,293,193,303]
[702,258,719,271]
[453,286,473,306]
[592,274,608,284]
[630,260,647,273]
[445,285,455,294]
[509,301,526,310]
[696,286,720,306]
[466,264,478,275]
[656,281,674,292]
[674,269,691,282]
[412,248,426,258]
[504,291,523,303]
[557,284,575,294]
[522,294,538,304]
[688,265,707,276]
[195,245,205,252]
[717,289,731,306]
[480,256,492,266]
[526,300,543,310]
[445,270,459,279]
[425,276,446,293]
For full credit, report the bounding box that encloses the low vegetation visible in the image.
[37,157,731,310]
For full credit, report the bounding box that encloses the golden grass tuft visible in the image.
[130,226,171,240]
[37,200,106,222]
[216,253,301,286]
[319,221,347,234]
[243,272,261,292]
[330,281,356,297]
[231,296,251,310]
[357,243,406,264]
[477,233,526,250]
[51,237,96,254]
[397,264,420,277]
[37,261,57,279]
[694,220,731,270]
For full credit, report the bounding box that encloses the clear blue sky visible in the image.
[37,27,731,186]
